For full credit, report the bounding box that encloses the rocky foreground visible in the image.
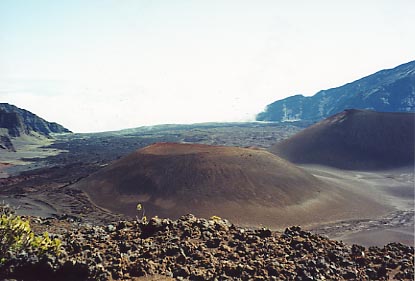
[1,214,414,280]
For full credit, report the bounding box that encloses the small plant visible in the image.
[136,203,147,224]
[0,203,61,264]
[210,215,222,222]
[31,231,62,256]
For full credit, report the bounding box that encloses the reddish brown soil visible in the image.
[269,110,414,170]
[75,143,385,228]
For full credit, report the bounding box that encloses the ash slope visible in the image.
[76,143,384,228]
[270,109,415,170]
[257,60,415,122]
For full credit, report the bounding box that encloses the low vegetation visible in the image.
[0,203,61,264]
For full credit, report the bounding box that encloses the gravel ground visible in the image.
[1,214,413,280]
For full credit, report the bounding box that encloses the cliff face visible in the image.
[0,104,71,152]
[0,110,29,137]
[0,103,71,136]
[257,61,415,122]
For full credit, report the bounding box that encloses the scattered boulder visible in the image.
[0,215,413,280]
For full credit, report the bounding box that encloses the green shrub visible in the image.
[210,215,222,222]
[136,203,147,224]
[0,203,61,264]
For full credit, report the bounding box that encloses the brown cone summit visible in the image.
[77,143,332,226]
[269,110,415,170]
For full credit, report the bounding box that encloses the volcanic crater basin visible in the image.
[76,142,387,229]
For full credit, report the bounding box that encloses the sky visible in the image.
[0,0,414,133]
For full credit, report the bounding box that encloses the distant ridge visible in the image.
[257,61,415,122]
[269,110,415,170]
[0,103,71,136]
[0,103,71,151]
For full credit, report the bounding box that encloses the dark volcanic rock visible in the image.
[0,135,15,151]
[1,215,413,280]
[0,103,71,152]
[0,109,29,137]
[257,61,415,122]
[0,103,71,136]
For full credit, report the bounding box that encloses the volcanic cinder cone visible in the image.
[76,142,385,227]
[270,110,415,170]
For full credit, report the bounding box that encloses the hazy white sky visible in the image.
[1,0,414,132]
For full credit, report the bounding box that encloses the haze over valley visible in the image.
[0,1,414,279]
[1,61,414,241]
[1,62,414,281]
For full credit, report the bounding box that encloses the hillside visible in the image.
[269,110,415,170]
[72,142,388,228]
[76,143,329,226]
[0,103,71,136]
[257,61,415,122]
[0,103,71,152]
[0,110,26,151]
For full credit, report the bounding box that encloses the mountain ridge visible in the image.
[257,61,415,122]
[0,103,71,136]
[0,103,71,151]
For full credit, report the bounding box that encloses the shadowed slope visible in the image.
[0,103,71,152]
[0,103,71,136]
[270,110,415,170]
[76,143,371,227]
[257,61,415,122]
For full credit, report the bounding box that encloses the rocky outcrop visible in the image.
[1,214,413,280]
[0,103,71,136]
[0,136,15,151]
[257,61,415,122]
[0,104,71,152]
[0,109,29,137]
